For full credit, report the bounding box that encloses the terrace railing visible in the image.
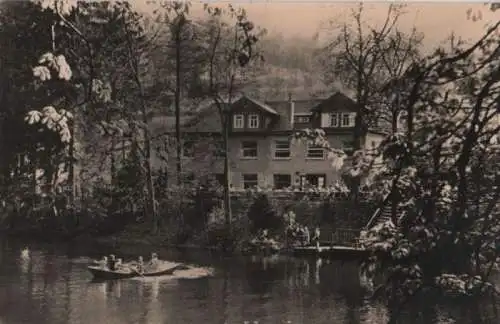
[328,228,362,248]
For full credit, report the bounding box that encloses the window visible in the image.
[294,115,310,123]
[306,143,324,159]
[241,141,258,158]
[248,114,259,128]
[243,174,258,189]
[301,174,326,188]
[273,174,292,189]
[329,113,339,127]
[273,140,291,159]
[341,112,355,127]
[233,114,244,129]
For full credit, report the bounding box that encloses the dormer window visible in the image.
[321,112,356,128]
[330,113,339,127]
[233,114,244,129]
[248,114,259,128]
[341,113,356,127]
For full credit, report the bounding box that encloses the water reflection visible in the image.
[19,247,30,274]
[315,258,322,285]
[1,241,499,323]
[105,280,122,298]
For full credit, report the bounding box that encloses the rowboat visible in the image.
[87,266,137,280]
[88,261,185,280]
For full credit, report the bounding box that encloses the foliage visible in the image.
[326,20,500,310]
[201,4,265,227]
[318,3,423,145]
[204,211,249,252]
[246,193,282,234]
[288,5,500,315]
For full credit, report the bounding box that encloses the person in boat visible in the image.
[146,253,160,271]
[98,256,108,269]
[136,256,145,274]
[108,254,117,271]
[115,258,123,271]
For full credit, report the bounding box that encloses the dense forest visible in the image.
[2,0,500,315]
[0,0,344,239]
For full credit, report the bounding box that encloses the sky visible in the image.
[135,1,499,50]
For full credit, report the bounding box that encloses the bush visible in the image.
[205,210,249,252]
[247,193,283,234]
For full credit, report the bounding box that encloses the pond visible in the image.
[0,239,497,324]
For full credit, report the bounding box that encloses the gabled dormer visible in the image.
[230,95,279,132]
[310,92,358,130]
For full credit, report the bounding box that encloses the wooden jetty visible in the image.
[291,228,369,259]
[292,245,368,259]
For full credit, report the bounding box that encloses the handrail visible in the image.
[365,206,382,230]
[364,192,391,229]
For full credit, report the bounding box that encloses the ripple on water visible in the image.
[172,266,215,279]
[128,266,214,283]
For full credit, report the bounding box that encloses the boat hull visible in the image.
[87,266,137,280]
[88,262,185,280]
[141,264,183,277]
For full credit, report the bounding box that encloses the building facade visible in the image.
[151,91,386,190]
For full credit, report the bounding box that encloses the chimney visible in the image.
[288,92,295,128]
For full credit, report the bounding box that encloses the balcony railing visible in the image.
[329,228,362,247]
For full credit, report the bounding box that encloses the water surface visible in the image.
[0,239,497,324]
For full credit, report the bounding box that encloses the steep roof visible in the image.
[244,96,279,115]
[264,99,322,130]
[310,91,358,112]
[150,91,370,134]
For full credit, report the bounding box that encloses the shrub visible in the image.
[247,193,283,234]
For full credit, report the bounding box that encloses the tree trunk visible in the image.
[391,86,401,134]
[133,78,158,233]
[222,117,232,228]
[68,121,75,206]
[32,157,37,198]
[391,112,398,134]
[175,24,182,187]
[174,22,184,230]
[141,117,158,234]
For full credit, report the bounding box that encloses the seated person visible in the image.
[146,253,159,271]
[98,256,108,269]
[136,256,144,274]
[115,258,123,271]
[108,254,117,271]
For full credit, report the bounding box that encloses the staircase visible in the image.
[364,193,395,230]
[373,206,392,227]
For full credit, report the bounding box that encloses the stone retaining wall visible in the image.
[230,192,375,241]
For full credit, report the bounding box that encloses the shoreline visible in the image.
[0,228,245,254]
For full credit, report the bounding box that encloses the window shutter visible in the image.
[349,113,357,127]
[321,113,329,127]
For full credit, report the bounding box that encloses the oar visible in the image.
[130,266,144,277]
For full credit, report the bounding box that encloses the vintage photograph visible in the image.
[0,0,499,323]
